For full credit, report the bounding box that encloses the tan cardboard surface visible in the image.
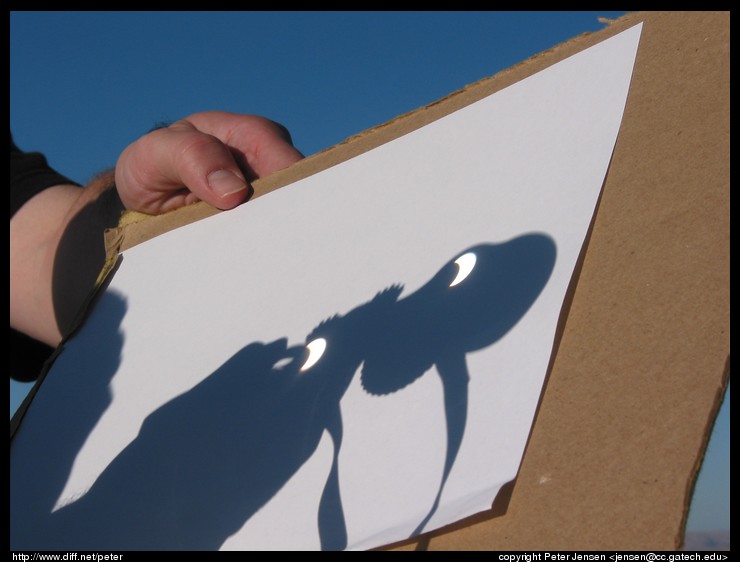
[105,11,730,550]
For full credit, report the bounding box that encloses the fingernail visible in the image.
[208,169,247,198]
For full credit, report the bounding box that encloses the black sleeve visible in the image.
[10,131,81,381]
[10,131,81,219]
[10,329,57,383]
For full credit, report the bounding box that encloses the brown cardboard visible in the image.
[105,11,730,550]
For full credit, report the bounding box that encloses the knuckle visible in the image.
[234,114,295,145]
[175,134,224,172]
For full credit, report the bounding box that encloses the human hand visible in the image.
[114,111,304,214]
[10,112,303,348]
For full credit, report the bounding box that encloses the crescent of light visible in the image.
[301,337,327,372]
[450,252,477,287]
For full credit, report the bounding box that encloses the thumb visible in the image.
[116,121,251,214]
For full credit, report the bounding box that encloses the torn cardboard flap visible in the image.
[101,11,728,550]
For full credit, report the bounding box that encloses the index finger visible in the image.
[183,112,305,179]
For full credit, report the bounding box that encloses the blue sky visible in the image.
[10,11,728,538]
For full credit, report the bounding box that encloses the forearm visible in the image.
[10,170,123,347]
[10,112,303,351]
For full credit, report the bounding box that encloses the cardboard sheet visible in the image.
[11,11,729,552]
[10,24,645,551]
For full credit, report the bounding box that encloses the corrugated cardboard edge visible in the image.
[101,11,729,551]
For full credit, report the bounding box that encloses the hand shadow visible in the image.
[12,233,556,551]
[10,288,127,550]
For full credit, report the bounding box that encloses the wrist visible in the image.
[87,168,125,215]
[51,170,125,339]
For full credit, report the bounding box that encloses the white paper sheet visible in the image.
[11,23,642,551]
